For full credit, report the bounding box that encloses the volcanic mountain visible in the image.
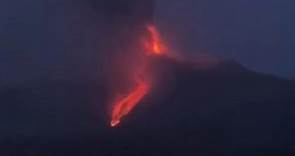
[3,0,294,155]
[0,56,295,156]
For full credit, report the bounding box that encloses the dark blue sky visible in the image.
[155,0,294,78]
[0,0,107,86]
[0,0,293,87]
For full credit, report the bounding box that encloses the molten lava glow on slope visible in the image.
[146,25,167,55]
[111,81,150,127]
[110,24,166,127]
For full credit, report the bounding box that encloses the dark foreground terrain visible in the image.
[1,56,295,156]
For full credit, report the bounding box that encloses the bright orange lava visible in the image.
[110,24,166,127]
[111,81,150,127]
[146,25,167,55]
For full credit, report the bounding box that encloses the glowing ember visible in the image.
[111,81,150,127]
[110,24,166,127]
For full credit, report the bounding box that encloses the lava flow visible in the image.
[110,24,166,127]
[111,80,150,127]
[145,24,167,55]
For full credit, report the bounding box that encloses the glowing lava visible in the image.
[110,24,166,127]
[145,24,167,55]
[111,81,150,127]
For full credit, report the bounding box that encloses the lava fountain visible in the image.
[110,24,167,127]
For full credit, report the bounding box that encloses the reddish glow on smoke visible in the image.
[110,24,166,127]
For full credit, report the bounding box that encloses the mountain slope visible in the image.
[0,57,294,156]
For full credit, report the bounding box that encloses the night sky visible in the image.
[155,0,294,78]
[0,0,294,87]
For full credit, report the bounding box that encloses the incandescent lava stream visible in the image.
[110,24,167,127]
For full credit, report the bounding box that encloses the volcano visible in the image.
[107,55,295,155]
[1,0,295,155]
[1,57,295,156]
